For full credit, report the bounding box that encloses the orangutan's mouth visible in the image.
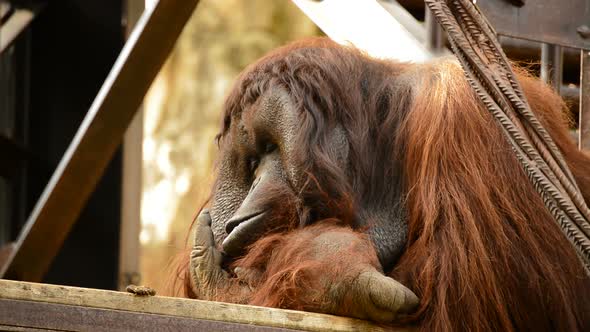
[222,211,268,257]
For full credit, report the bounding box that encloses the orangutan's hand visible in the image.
[189,209,249,301]
[225,225,419,323]
[309,230,419,323]
[190,215,418,322]
[328,266,419,322]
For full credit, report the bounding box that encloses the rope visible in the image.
[424,0,590,273]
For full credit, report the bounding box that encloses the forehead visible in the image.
[228,87,295,139]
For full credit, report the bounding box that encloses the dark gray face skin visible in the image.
[210,87,302,257]
[209,86,407,272]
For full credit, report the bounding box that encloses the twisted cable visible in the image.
[425,0,590,273]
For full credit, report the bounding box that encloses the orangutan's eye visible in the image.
[264,142,277,154]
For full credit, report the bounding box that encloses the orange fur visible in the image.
[171,38,590,331]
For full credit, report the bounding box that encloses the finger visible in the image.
[190,209,229,299]
[357,270,419,322]
[190,209,217,274]
[234,266,263,286]
[193,209,215,252]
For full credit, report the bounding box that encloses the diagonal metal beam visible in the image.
[0,0,201,282]
[0,3,43,54]
[291,0,434,62]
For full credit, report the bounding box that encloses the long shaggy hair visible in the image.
[173,38,590,331]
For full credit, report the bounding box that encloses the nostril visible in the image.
[225,210,266,235]
[225,218,240,234]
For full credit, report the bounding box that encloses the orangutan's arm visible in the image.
[190,210,418,322]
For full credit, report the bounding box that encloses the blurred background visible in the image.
[0,0,587,293]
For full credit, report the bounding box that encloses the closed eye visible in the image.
[264,142,277,153]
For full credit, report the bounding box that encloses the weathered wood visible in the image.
[0,279,396,332]
[0,324,59,331]
[0,299,299,332]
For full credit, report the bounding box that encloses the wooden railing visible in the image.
[0,279,400,332]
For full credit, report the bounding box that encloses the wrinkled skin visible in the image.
[209,89,304,257]
[210,88,407,265]
[189,87,417,322]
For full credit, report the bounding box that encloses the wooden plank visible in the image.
[0,279,393,332]
[0,0,201,282]
[0,299,299,332]
[0,324,60,331]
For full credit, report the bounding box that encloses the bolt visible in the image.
[503,0,525,6]
[578,25,590,39]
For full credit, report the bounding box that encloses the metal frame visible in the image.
[0,3,43,54]
[473,0,589,149]
[541,43,563,94]
[291,0,434,62]
[424,7,444,54]
[0,0,202,281]
[581,50,590,150]
[118,0,144,292]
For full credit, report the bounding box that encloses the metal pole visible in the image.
[0,0,202,282]
[580,49,590,150]
[541,43,563,94]
[118,0,144,292]
[425,7,444,54]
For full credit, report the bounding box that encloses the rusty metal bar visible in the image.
[580,49,590,151]
[378,0,427,45]
[118,0,144,292]
[0,4,43,54]
[0,0,201,282]
[541,43,563,94]
[291,0,433,62]
[425,7,444,54]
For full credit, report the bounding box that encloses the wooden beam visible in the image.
[0,299,298,332]
[0,0,201,282]
[0,279,395,332]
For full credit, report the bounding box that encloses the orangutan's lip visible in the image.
[222,211,268,256]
